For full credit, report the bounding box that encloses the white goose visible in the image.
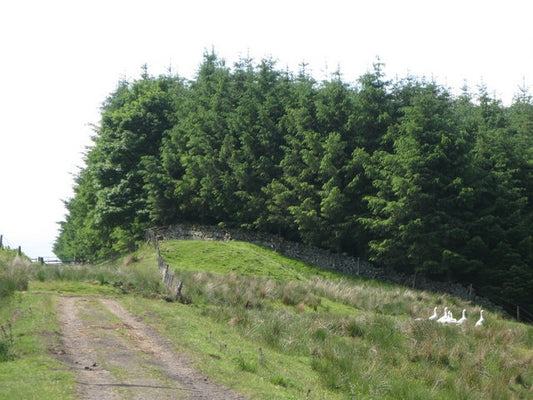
[475,310,484,327]
[428,307,438,321]
[447,310,457,324]
[456,309,467,325]
[436,307,449,323]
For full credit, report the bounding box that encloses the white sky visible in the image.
[1,0,532,258]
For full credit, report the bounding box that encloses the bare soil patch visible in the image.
[55,295,247,400]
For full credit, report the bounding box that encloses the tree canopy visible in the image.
[54,52,533,314]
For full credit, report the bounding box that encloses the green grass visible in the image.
[83,239,526,400]
[28,245,164,297]
[0,293,76,400]
[0,249,30,298]
[142,240,533,399]
[122,296,343,400]
[29,280,123,295]
[159,239,342,281]
[1,240,533,399]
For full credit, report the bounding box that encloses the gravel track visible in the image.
[55,296,247,400]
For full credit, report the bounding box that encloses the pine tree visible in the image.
[362,82,473,277]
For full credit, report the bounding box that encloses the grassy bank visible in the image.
[1,241,532,399]
[127,240,533,399]
[28,247,164,297]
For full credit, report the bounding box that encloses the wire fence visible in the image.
[0,234,75,265]
[145,229,184,302]
[0,234,22,256]
[469,283,533,324]
[144,225,533,325]
[2,230,531,323]
[29,257,63,265]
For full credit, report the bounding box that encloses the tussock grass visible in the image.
[2,240,532,399]
[141,239,533,400]
[0,250,32,361]
[28,245,164,297]
[0,250,31,298]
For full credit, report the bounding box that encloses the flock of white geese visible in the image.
[423,307,484,326]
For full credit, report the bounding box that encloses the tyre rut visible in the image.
[55,296,247,400]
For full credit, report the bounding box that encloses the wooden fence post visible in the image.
[0,234,3,249]
[18,246,21,256]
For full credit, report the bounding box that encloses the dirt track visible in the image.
[55,296,247,400]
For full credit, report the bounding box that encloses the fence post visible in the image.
[0,234,3,249]
[18,246,21,256]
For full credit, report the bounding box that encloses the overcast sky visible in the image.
[1,0,532,258]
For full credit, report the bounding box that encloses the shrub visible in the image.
[0,256,29,298]
[0,321,14,362]
[235,351,257,373]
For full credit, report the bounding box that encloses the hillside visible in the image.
[92,241,533,398]
[1,241,532,399]
[54,52,533,314]
[124,240,533,399]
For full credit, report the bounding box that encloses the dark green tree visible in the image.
[466,88,533,308]
[223,57,288,228]
[274,65,323,245]
[54,53,532,312]
[54,168,103,261]
[163,51,233,223]
[60,72,179,259]
[362,82,474,278]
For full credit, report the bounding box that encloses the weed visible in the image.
[312,327,328,342]
[36,269,47,282]
[260,312,286,349]
[4,241,532,399]
[151,240,533,399]
[28,250,164,297]
[0,253,29,298]
[270,375,291,388]
[235,351,257,373]
[343,316,366,338]
[0,321,14,362]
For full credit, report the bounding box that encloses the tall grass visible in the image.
[0,250,29,362]
[0,317,14,362]
[0,251,30,298]
[3,240,532,399]
[0,253,29,363]
[156,240,533,400]
[29,247,164,297]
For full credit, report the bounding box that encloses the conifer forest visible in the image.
[54,53,533,314]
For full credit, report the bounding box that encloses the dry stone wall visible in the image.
[148,223,494,308]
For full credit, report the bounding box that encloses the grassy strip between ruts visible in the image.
[0,293,76,400]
